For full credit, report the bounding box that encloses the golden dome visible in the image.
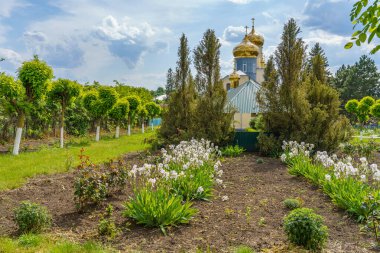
[229,70,240,81]
[247,28,264,47]
[233,35,259,58]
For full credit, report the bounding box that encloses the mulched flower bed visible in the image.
[0,153,373,252]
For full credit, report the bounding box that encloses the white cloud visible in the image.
[0,48,23,65]
[0,0,28,18]
[304,29,349,46]
[227,0,252,4]
[221,26,245,46]
[94,15,171,68]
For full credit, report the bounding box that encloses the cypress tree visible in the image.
[159,33,196,142]
[257,19,351,153]
[193,29,233,144]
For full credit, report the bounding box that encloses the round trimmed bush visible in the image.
[14,201,52,234]
[283,208,328,251]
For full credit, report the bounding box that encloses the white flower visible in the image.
[216,170,223,177]
[325,174,331,181]
[373,170,380,181]
[280,154,287,162]
[221,195,229,202]
[370,164,378,173]
[360,174,366,182]
[148,178,156,186]
[197,186,204,194]
[215,179,223,185]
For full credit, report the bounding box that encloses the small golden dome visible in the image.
[233,35,259,58]
[229,70,240,81]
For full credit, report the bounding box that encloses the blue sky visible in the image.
[0,0,379,90]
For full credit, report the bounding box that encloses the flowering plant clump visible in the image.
[123,139,225,233]
[280,140,380,223]
[280,141,314,162]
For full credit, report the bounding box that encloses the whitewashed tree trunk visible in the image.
[96,126,100,141]
[142,122,144,134]
[12,127,22,155]
[151,121,154,130]
[360,131,363,141]
[128,124,131,136]
[60,127,64,148]
[115,126,120,138]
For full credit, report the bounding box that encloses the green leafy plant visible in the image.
[14,201,52,234]
[98,204,118,239]
[362,194,380,246]
[233,245,255,253]
[284,208,328,251]
[123,185,197,235]
[283,198,303,210]
[74,149,127,210]
[168,163,214,201]
[221,145,245,157]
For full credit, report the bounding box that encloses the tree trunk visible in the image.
[142,120,145,134]
[13,112,25,155]
[60,104,65,148]
[95,119,100,141]
[128,117,131,136]
[115,125,120,138]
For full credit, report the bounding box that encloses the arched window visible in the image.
[226,83,231,90]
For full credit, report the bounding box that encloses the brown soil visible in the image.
[0,153,374,252]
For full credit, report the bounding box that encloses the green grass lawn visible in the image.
[0,131,154,190]
[350,136,380,144]
[0,234,113,253]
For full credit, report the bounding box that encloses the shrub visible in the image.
[257,133,281,157]
[283,208,328,251]
[14,201,52,234]
[98,204,118,239]
[74,150,128,210]
[283,198,303,210]
[221,145,245,157]
[123,185,197,235]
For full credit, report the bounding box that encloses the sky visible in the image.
[0,0,379,90]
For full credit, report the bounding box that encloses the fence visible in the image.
[232,131,260,152]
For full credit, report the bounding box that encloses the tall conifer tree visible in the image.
[159,33,196,142]
[193,29,233,144]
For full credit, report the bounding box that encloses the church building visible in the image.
[223,18,265,130]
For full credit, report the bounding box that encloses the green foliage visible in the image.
[257,133,281,157]
[49,79,81,107]
[145,102,161,119]
[371,102,380,118]
[160,34,196,143]
[283,198,303,210]
[332,55,380,100]
[221,145,245,157]
[283,208,328,251]
[346,0,380,54]
[65,100,90,136]
[169,163,214,201]
[0,73,25,112]
[137,104,148,120]
[14,201,52,234]
[125,95,141,122]
[346,96,378,124]
[18,234,43,247]
[113,81,153,102]
[249,114,264,131]
[82,87,118,122]
[257,19,351,152]
[74,150,128,209]
[98,204,118,239]
[340,141,378,159]
[233,245,255,253]
[17,55,53,101]
[108,98,129,123]
[123,185,197,235]
[362,194,380,244]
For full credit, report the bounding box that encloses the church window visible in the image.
[243,63,247,72]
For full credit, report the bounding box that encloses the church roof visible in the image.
[226,79,260,114]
